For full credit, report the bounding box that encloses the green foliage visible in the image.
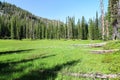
[102,51,120,73]
[81,16,88,40]
[0,20,1,38]
[103,41,120,49]
[88,12,101,40]
[102,40,120,73]
[109,0,119,20]
[0,40,120,79]
[107,0,120,39]
[0,40,101,79]
[77,19,81,39]
[102,54,113,63]
[94,12,100,40]
[88,19,95,40]
[10,16,15,39]
[0,2,102,40]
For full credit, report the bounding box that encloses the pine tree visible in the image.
[0,16,1,38]
[41,22,45,39]
[67,17,70,39]
[65,20,68,39]
[45,21,48,39]
[0,23,1,39]
[84,23,88,39]
[77,19,81,39]
[81,16,88,40]
[94,12,100,39]
[71,17,75,39]
[16,17,20,39]
[25,19,29,39]
[88,19,95,40]
[81,16,85,40]
[10,16,15,39]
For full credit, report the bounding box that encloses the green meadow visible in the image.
[0,40,120,80]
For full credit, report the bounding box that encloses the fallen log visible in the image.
[91,49,119,54]
[38,70,120,79]
[63,72,120,79]
[72,42,107,48]
[89,43,106,47]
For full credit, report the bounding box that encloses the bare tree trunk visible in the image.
[100,0,105,40]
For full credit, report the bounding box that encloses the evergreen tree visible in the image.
[94,12,100,39]
[88,19,95,40]
[84,23,88,39]
[77,19,81,39]
[81,16,88,40]
[71,17,75,39]
[0,16,1,38]
[10,16,15,39]
[0,1,110,40]
[16,17,20,39]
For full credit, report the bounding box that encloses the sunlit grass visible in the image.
[0,40,119,80]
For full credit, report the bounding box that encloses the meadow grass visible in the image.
[0,40,120,80]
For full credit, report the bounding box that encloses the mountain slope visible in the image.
[0,1,64,39]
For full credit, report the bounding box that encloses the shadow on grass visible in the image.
[17,59,81,80]
[0,49,34,55]
[0,54,56,72]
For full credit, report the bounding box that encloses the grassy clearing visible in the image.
[0,40,120,80]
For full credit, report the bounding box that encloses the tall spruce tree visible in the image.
[95,12,100,39]
[81,16,88,40]
[88,19,95,40]
[0,16,1,38]
[10,16,15,39]
[77,19,81,39]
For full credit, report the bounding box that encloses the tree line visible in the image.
[0,2,102,40]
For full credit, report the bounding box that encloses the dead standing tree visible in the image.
[100,0,105,40]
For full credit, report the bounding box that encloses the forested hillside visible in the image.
[0,1,103,40]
